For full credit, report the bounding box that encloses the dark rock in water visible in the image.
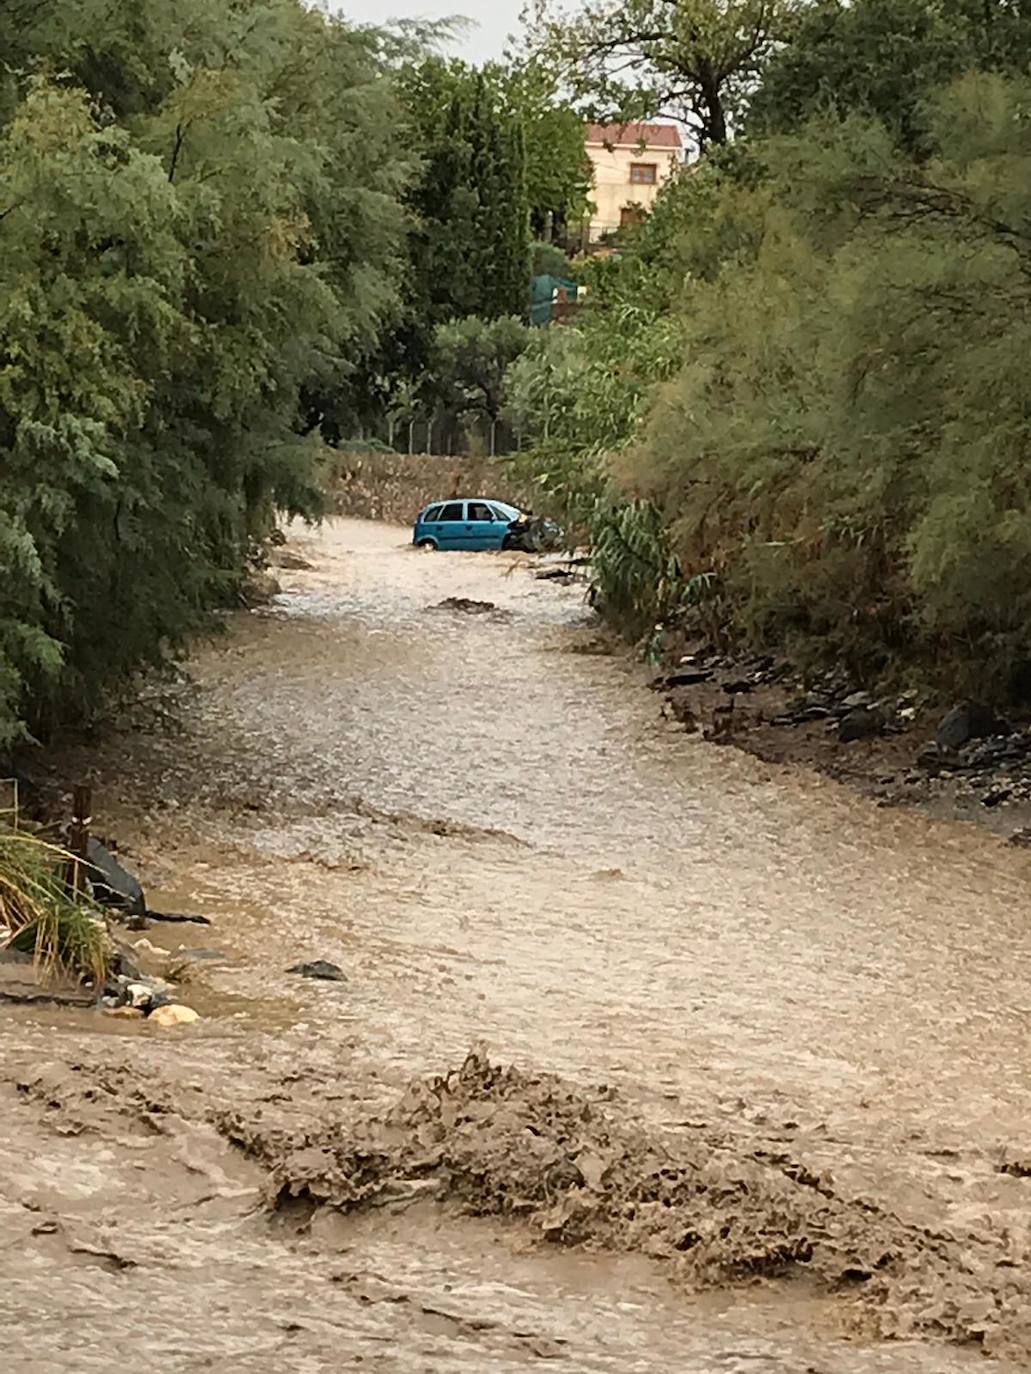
[145,910,212,926]
[288,960,346,982]
[86,839,146,916]
[936,703,1008,752]
[432,597,497,615]
[838,707,884,743]
[110,945,143,981]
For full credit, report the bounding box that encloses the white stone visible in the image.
[148,1003,199,1028]
[132,938,165,957]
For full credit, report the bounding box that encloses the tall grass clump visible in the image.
[0,816,112,984]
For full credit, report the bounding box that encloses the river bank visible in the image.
[4,519,1031,1370]
[323,454,1031,840]
[648,646,1031,842]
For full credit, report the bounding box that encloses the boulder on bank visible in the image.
[936,703,1008,752]
[102,968,176,1013]
[838,706,884,743]
[269,548,313,571]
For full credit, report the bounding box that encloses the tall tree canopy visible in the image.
[0,0,410,746]
[489,58,594,238]
[507,0,1031,693]
[325,58,534,438]
[524,0,798,148]
[750,0,1031,148]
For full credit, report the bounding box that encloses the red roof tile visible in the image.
[586,122,683,150]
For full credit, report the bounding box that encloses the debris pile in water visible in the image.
[429,597,503,616]
[218,1052,1031,1359]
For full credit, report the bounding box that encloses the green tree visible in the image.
[0,0,411,745]
[524,0,797,149]
[331,59,532,437]
[488,58,593,239]
[430,316,534,426]
[747,0,1031,149]
[617,75,1031,685]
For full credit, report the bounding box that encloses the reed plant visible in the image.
[0,807,111,984]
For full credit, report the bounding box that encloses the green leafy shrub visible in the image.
[0,0,409,746]
[0,822,111,983]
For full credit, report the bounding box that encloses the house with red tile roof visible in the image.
[585,122,684,242]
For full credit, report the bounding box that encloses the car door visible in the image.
[435,501,466,549]
[417,503,443,544]
[466,501,504,550]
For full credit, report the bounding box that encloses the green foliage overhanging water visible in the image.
[0,0,409,748]
[509,0,1031,697]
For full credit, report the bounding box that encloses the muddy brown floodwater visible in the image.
[4,518,1031,1372]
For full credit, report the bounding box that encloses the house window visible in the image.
[620,206,645,229]
[629,163,657,186]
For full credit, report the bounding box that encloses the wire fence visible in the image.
[350,414,527,458]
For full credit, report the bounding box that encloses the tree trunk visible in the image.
[697,59,728,148]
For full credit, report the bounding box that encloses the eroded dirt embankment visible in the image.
[652,651,1031,839]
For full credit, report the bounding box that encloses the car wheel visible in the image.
[416,538,438,550]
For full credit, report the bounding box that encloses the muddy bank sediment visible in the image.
[223,1052,1031,1359]
[16,1041,1031,1361]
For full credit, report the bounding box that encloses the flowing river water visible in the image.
[3,518,1031,1371]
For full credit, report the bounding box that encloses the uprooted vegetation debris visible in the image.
[216,1052,1031,1359]
[0,819,202,1021]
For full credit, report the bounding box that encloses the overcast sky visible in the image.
[338,1,525,63]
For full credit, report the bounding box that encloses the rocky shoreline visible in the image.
[646,642,1031,841]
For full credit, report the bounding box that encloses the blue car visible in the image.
[413,498,528,551]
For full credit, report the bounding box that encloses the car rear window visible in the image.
[423,504,443,522]
[439,503,464,521]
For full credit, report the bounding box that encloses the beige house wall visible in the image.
[586,141,681,241]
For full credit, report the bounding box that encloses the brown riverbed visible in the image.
[4,518,1031,1370]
